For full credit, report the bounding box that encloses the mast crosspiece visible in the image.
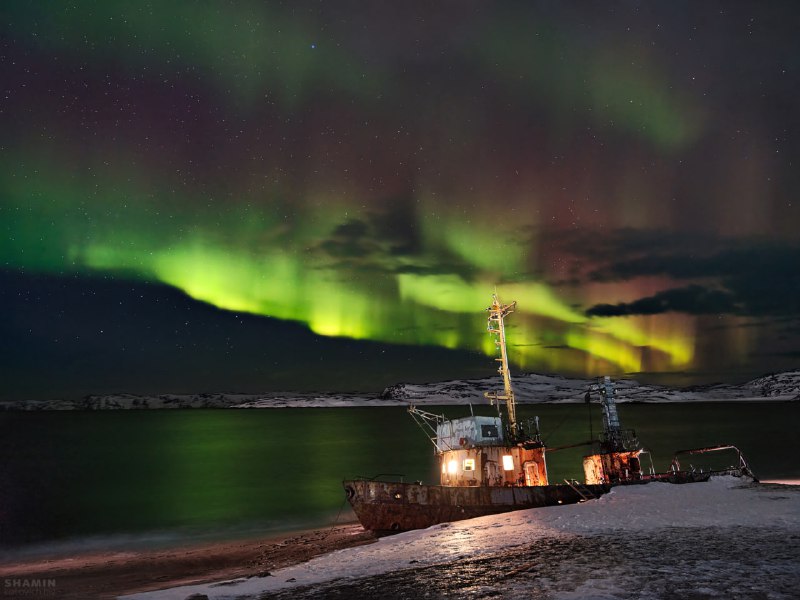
[484,293,519,437]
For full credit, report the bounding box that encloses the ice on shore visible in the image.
[122,477,800,600]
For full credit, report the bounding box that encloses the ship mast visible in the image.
[484,293,519,437]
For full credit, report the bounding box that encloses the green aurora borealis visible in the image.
[2,2,800,397]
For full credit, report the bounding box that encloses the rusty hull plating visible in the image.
[344,479,609,534]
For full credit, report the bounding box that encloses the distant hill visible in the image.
[379,370,800,405]
[2,370,798,410]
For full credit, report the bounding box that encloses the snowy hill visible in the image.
[3,370,798,410]
[377,369,800,405]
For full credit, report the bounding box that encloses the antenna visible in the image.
[484,293,519,437]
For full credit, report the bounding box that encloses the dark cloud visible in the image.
[764,350,800,358]
[317,219,379,260]
[332,220,369,239]
[369,198,420,253]
[548,228,717,265]
[388,243,417,257]
[589,239,799,284]
[586,285,739,317]
[582,235,800,318]
[393,262,477,279]
[317,195,421,265]
[314,202,482,280]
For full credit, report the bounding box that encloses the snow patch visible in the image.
[122,478,800,600]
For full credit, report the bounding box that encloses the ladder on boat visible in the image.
[564,479,597,502]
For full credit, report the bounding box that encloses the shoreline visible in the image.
[0,521,376,600]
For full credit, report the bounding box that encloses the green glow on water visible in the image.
[3,405,796,546]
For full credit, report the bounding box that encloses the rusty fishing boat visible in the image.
[343,293,756,534]
[343,294,609,533]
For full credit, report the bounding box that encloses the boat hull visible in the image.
[343,480,610,533]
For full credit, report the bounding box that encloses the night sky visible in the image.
[2,2,799,401]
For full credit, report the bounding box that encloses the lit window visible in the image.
[463,458,475,471]
[502,455,515,471]
[441,462,447,474]
[447,460,459,474]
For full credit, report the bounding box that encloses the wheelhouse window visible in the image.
[481,424,499,438]
[502,455,515,471]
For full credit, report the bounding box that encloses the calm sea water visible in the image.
[0,403,797,552]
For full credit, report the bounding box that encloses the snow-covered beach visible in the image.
[123,477,800,599]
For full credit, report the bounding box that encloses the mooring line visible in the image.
[321,496,349,540]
